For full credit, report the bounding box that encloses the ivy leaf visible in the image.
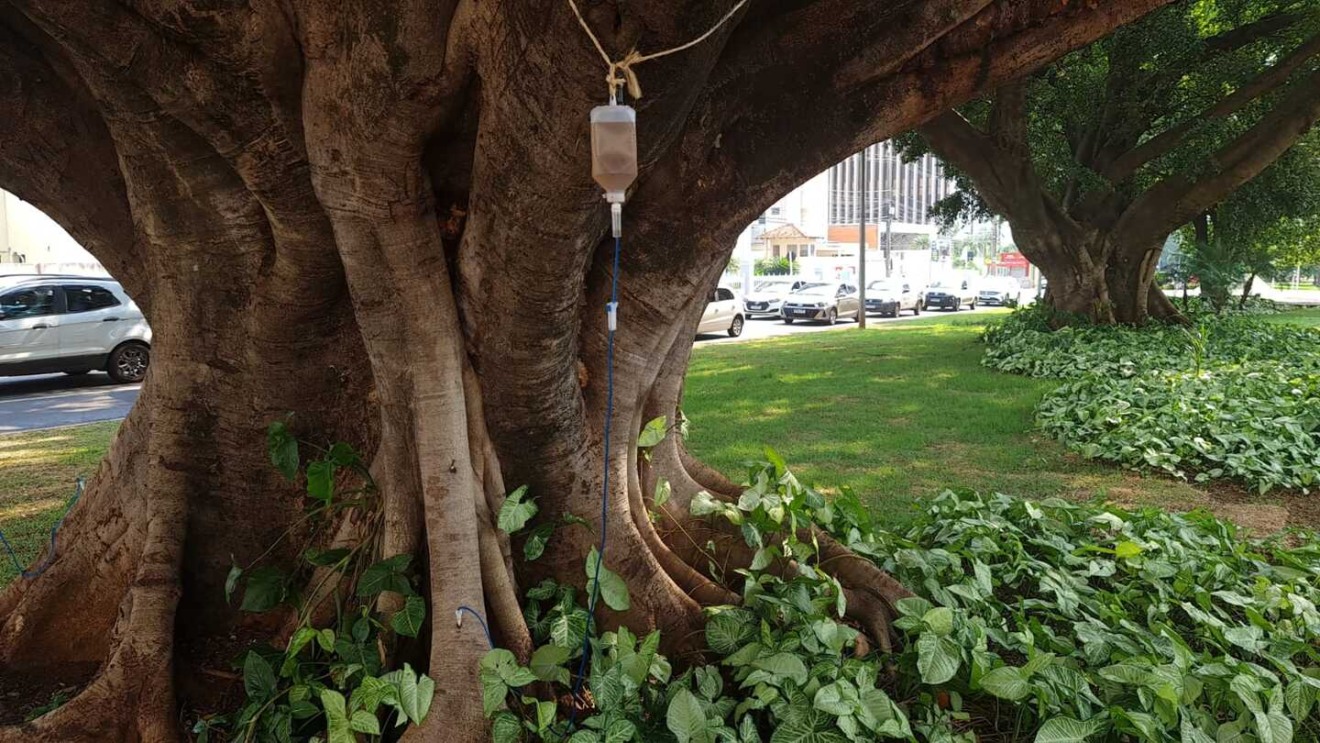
[391,595,427,638]
[304,547,351,568]
[654,478,672,509]
[667,688,714,743]
[240,566,287,613]
[350,710,381,735]
[916,632,961,685]
[243,651,277,700]
[491,712,523,743]
[320,689,354,743]
[638,416,668,448]
[306,460,335,503]
[751,653,809,686]
[393,663,435,725]
[706,610,756,654]
[498,486,538,534]
[922,607,954,636]
[357,554,414,597]
[606,719,638,743]
[979,666,1031,701]
[530,644,572,685]
[524,522,554,562]
[327,442,359,467]
[585,547,631,611]
[224,561,242,605]
[1033,717,1107,743]
[1113,541,1143,560]
[267,419,299,480]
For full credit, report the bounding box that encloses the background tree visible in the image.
[0,1,1171,740]
[907,0,1320,324]
[1183,132,1320,311]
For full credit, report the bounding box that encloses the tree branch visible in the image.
[0,12,146,302]
[1115,66,1320,248]
[1101,31,1320,183]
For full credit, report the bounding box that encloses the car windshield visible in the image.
[752,280,791,292]
[792,285,835,298]
[928,281,953,289]
[866,281,898,292]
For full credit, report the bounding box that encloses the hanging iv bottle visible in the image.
[590,104,638,237]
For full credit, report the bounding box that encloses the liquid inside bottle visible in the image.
[591,105,638,202]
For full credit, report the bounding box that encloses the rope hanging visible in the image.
[567,0,751,101]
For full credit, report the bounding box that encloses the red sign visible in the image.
[994,251,1030,269]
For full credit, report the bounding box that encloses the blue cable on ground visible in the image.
[570,232,622,722]
[0,477,83,580]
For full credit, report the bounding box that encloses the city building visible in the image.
[733,142,956,287]
[1,190,104,274]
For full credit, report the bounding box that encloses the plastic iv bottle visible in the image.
[590,104,638,237]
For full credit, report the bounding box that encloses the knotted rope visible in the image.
[567,0,751,101]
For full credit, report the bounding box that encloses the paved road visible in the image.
[0,373,140,433]
[0,306,999,433]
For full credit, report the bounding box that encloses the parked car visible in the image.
[780,282,861,324]
[978,276,1023,306]
[864,279,923,317]
[742,278,819,317]
[0,275,151,383]
[697,286,744,337]
[924,277,979,311]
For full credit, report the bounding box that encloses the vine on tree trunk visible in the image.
[209,420,439,742]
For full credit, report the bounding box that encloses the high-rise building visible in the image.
[733,141,956,285]
[827,141,952,230]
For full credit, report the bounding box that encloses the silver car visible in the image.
[0,275,152,382]
[864,279,923,317]
[780,282,861,324]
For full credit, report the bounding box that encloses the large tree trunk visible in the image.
[0,1,1173,739]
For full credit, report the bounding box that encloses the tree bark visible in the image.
[0,1,1173,739]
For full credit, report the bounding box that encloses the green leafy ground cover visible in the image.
[487,458,1320,742]
[983,309,1320,493]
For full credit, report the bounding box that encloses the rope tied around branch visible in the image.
[567,0,750,101]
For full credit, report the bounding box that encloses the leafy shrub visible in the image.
[210,423,437,742]
[485,458,1320,742]
[983,311,1320,491]
[1039,366,1320,492]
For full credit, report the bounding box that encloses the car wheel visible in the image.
[826,308,837,325]
[952,299,960,312]
[912,302,921,316]
[970,299,977,310]
[783,317,795,324]
[63,369,92,376]
[107,342,150,383]
[728,315,744,338]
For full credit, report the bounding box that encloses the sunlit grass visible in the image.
[685,311,1208,524]
[0,422,118,584]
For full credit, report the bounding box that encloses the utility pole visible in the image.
[857,149,867,329]
[883,199,894,279]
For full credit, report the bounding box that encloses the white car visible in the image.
[697,287,744,337]
[0,275,152,383]
[978,276,1023,306]
[864,279,923,317]
[742,278,818,317]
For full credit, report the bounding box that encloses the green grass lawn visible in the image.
[0,422,118,583]
[683,310,1317,526]
[1263,306,1320,327]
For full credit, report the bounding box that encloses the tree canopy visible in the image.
[908,0,1320,323]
